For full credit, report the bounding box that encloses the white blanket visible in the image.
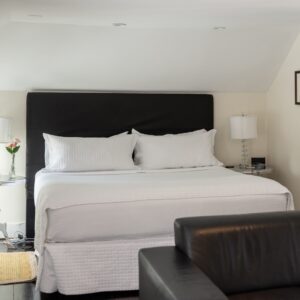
[34,166,293,289]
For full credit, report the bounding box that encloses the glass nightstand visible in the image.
[0,175,26,249]
[0,176,26,186]
[233,167,273,177]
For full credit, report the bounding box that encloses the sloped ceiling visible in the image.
[0,0,300,91]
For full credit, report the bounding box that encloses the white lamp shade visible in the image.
[0,117,12,143]
[230,115,257,140]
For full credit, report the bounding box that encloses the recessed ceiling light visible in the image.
[112,22,127,27]
[213,26,226,30]
[28,14,43,18]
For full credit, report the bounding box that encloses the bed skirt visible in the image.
[39,235,174,295]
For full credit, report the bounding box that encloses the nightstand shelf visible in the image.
[0,239,34,252]
[0,176,25,186]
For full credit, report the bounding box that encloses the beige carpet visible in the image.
[0,252,37,284]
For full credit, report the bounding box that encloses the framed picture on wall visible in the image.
[295,71,300,105]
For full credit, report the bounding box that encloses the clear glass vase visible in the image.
[9,153,16,179]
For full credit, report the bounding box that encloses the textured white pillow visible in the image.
[43,133,136,171]
[134,129,222,169]
[44,131,128,167]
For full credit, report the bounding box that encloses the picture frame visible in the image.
[295,71,300,105]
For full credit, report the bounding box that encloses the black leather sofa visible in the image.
[139,211,300,300]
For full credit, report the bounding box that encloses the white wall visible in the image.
[267,33,300,209]
[0,91,26,226]
[0,91,267,227]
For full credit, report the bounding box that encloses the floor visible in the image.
[0,283,139,300]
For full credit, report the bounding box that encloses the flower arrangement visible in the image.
[6,138,21,178]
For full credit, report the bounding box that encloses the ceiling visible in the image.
[0,0,300,91]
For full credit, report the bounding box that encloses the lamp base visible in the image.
[240,139,249,168]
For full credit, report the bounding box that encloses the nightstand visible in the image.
[0,176,26,249]
[233,167,273,177]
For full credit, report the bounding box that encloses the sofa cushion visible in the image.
[228,286,300,300]
[174,212,300,294]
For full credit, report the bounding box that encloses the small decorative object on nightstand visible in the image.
[5,137,21,179]
[251,157,266,170]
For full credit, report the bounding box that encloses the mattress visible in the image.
[35,166,293,244]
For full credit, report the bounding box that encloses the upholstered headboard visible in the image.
[26,92,214,238]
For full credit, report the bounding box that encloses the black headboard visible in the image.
[26,92,214,238]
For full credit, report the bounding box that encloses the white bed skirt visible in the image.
[39,235,174,295]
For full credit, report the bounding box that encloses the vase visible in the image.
[9,153,16,179]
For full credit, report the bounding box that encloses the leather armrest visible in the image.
[139,246,227,300]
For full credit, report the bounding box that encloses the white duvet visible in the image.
[35,166,293,248]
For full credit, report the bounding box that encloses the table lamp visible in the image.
[230,115,257,168]
[0,117,11,143]
[0,117,15,247]
[0,117,12,176]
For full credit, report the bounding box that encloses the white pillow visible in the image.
[132,128,219,155]
[134,129,222,169]
[44,131,128,167]
[43,133,136,171]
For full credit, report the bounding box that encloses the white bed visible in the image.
[34,166,293,294]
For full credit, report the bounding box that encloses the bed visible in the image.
[26,92,293,295]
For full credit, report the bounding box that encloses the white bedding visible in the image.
[34,166,293,293]
[35,166,293,246]
[40,236,174,294]
[46,193,288,243]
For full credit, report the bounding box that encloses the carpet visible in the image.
[0,251,37,284]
